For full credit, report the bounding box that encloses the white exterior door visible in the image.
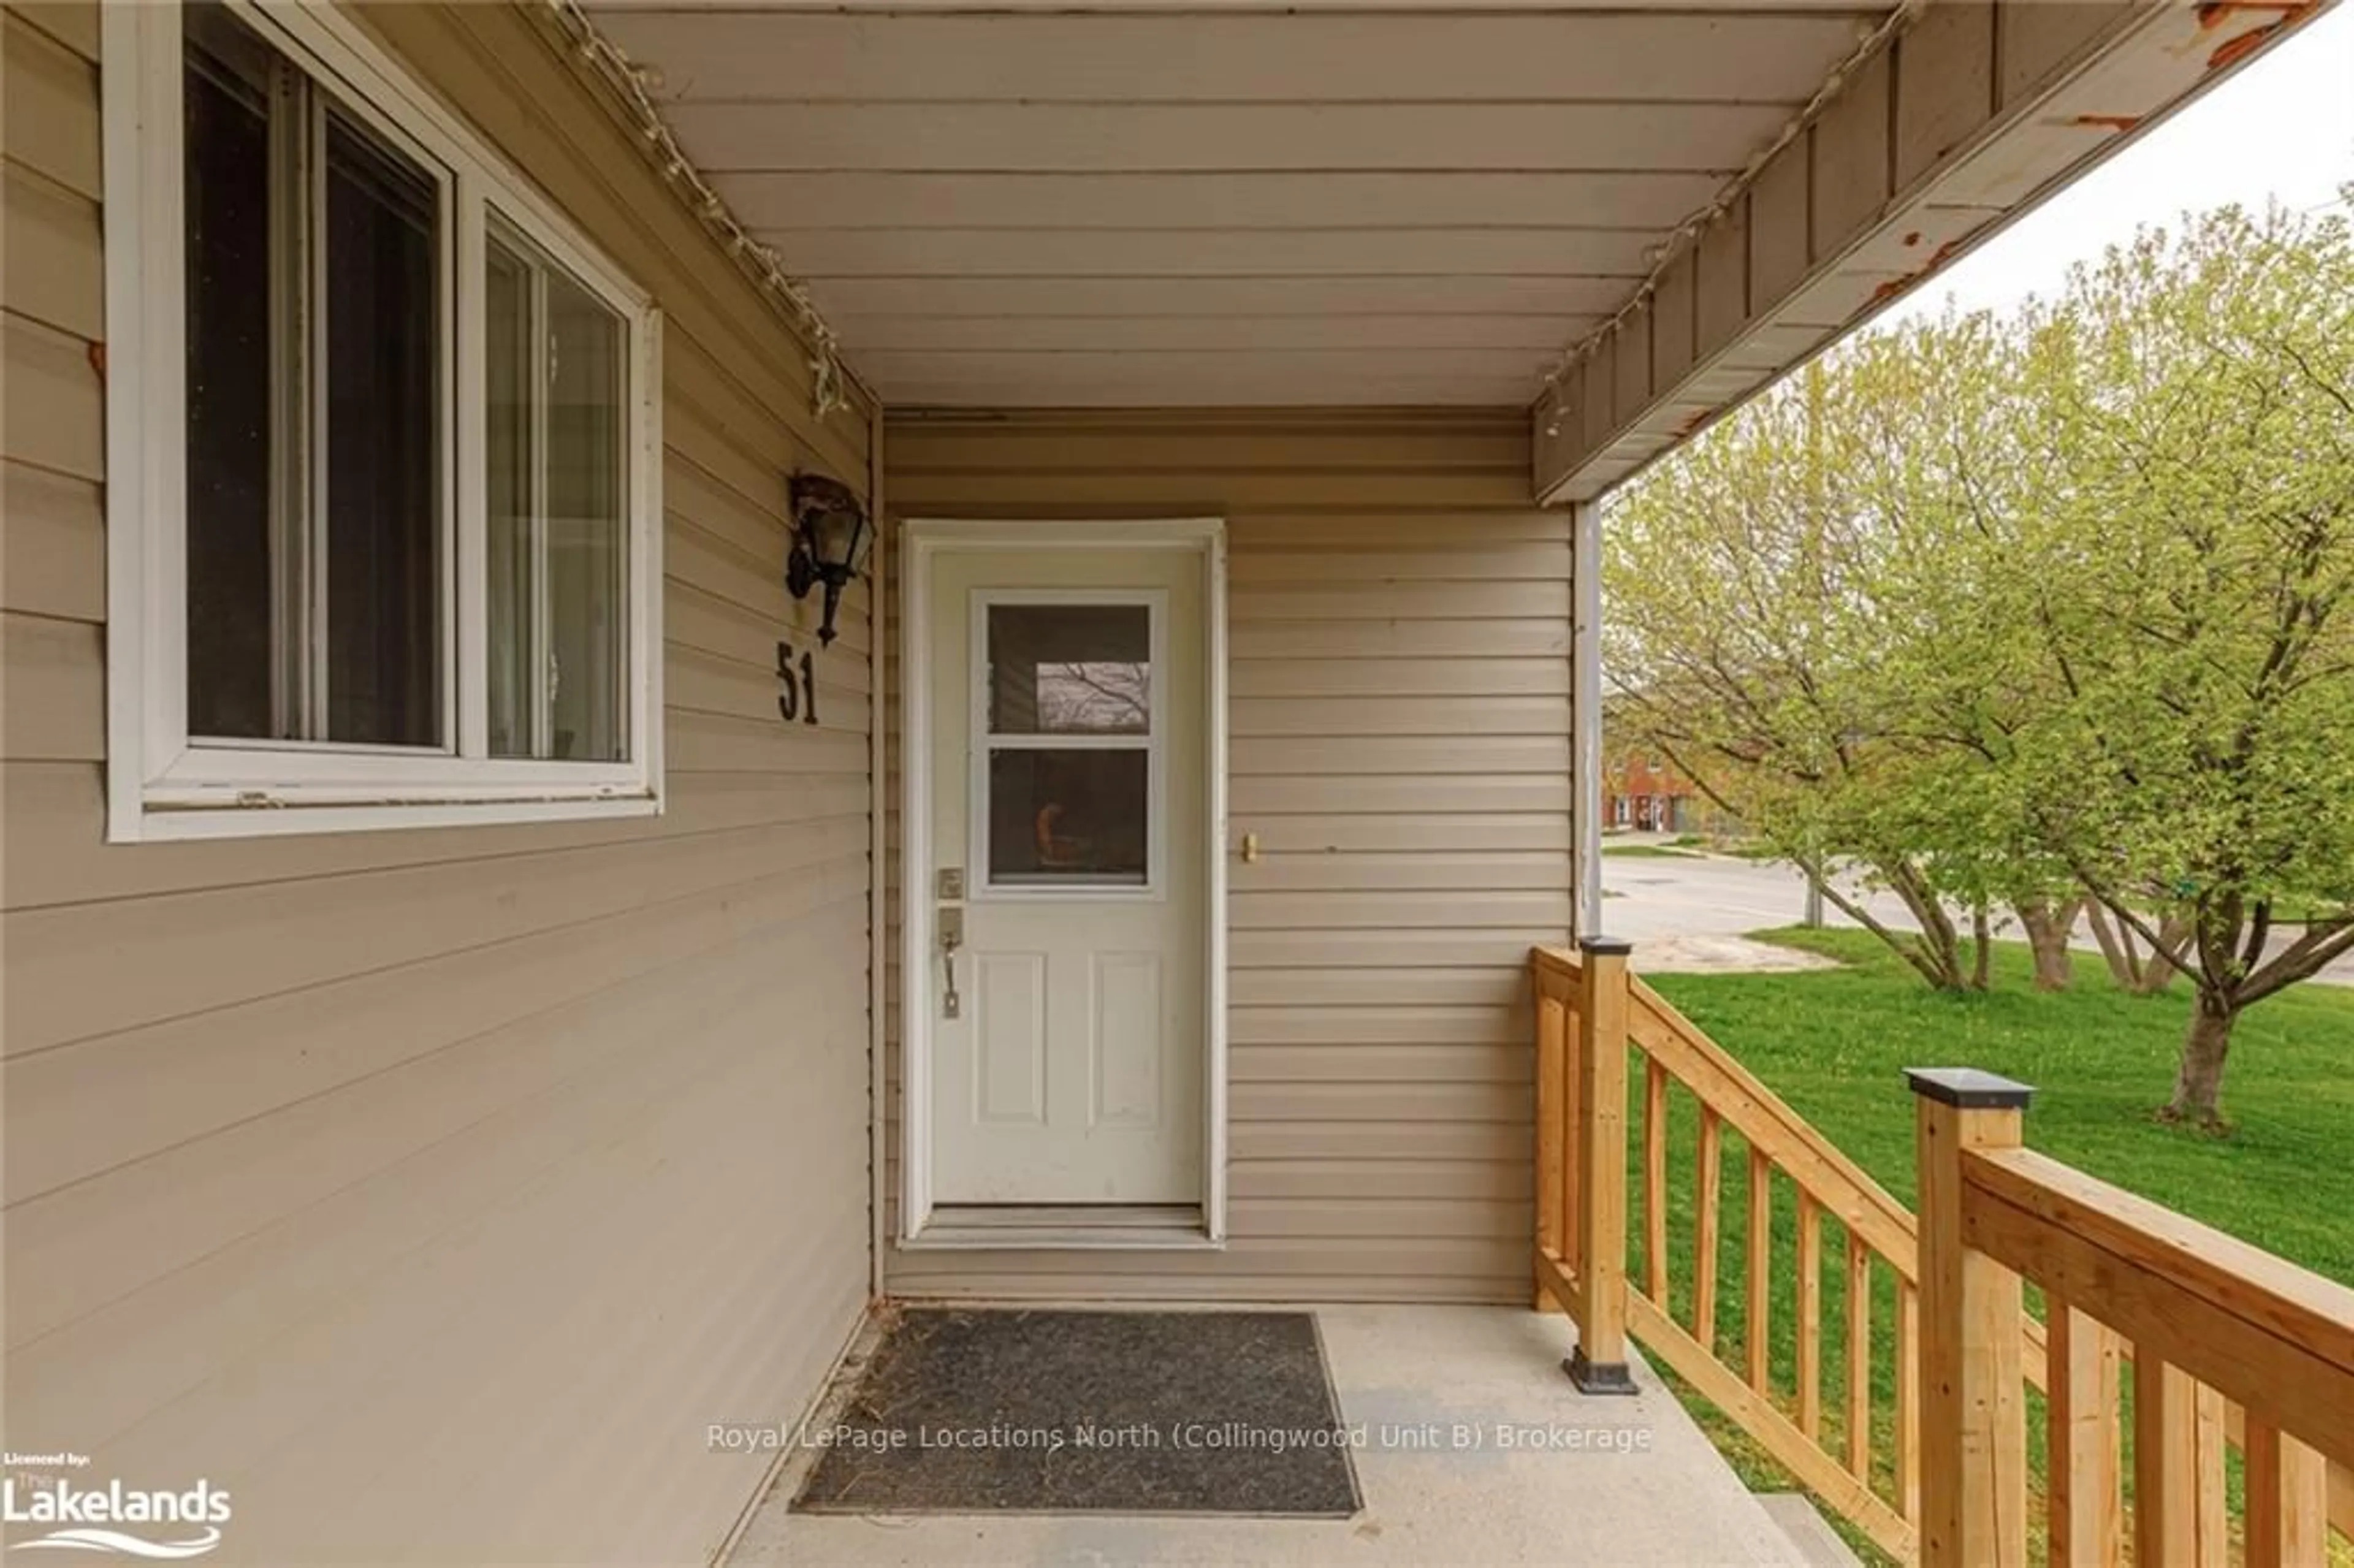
[925,546,1207,1205]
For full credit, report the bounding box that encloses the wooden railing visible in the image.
[1529,943,2354,1566]
[1533,940,1927,1557]
[1916,1068,2354,1567]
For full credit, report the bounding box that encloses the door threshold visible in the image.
[906,1203,1218,1252]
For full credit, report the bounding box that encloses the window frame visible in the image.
[103,0,665,842]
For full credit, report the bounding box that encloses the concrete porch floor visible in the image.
[726,1304,1808,1566]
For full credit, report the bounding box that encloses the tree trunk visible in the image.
[2133,914,2195,996]
[1970,904,1993,992]
[2016,898,2077,991]
[1808,857,1973,992]
[1880,860,1970,992]
[2165,1000,2238,1129]
[2082,901,2143,989]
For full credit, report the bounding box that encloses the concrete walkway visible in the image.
[728,1304,1806,1567]
[1635,932,1841,974]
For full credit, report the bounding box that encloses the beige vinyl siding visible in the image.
[880,409,1569,1303]
[1,6,875,1564]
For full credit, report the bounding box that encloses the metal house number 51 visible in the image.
[775,640,820,726]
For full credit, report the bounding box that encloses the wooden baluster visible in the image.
[2245,1417,2329,1568]
[2047,1298,2121,1568]
[1566,937,1636,1395]
[1534,988,1564,1310]
[1796,1190,1823,1441]
[1644,1056,1668,1302]
[2133,1357,2198,1567]
[2193,1386,2228,1566]
[1845,1232,1871,1479]
[1745,1147,1772,1393]
[1895,1277,1919,1524]
[1561,999,1583,1285]
[1908,1068,2030,1568]
[1693,1105,1723,1351]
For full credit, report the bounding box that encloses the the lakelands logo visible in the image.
[2,1457,230,1559]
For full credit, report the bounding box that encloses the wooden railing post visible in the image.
[1534,983,1566,1311]
[1567,935,1637,1395]
[1908,1068,2033,1568]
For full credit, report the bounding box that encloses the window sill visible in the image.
[113,789,660,843]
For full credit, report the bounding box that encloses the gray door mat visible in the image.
[792,1307,1363,1517]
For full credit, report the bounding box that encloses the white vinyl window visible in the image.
[102,0,663,840]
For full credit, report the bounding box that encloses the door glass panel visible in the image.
[988,749,1148,886]
[987,604,1151,735]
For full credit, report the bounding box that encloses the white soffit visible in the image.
[585,4,1892,407]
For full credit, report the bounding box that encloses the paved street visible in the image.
[1601,842,2353,986]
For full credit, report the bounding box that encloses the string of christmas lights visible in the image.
[1541,0,1932,431]
[535,0,853,419]
[529,0,1926,433]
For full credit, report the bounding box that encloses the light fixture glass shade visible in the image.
[807,503,870,574]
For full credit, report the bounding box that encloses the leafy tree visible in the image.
[1606,202,2354,1122]
[1604,356,2000,992]
[1831,311,2087,991]
[2008,205,2354,1125]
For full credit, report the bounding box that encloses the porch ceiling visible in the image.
[584,2,1893,408]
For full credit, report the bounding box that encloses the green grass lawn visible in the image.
[1625,928,2354,1561]
[1656,926,2354,1281]
[1600,843,1702,859]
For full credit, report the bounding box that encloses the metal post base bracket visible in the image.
[1564,1349,1639,1396]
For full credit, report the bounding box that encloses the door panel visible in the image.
[928,546,1206,1205]
[973,951,1047,1125]
[1093,951,1165,1128]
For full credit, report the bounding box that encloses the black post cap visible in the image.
[1577,935,1635,956]
[1903,1068,2035,1110]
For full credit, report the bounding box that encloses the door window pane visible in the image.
[487,223,630,761]
[322,107,440,746]
[988,750,1148,886]
[987,604,1151,735]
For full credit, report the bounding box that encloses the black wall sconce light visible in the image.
[785,473,874,647]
